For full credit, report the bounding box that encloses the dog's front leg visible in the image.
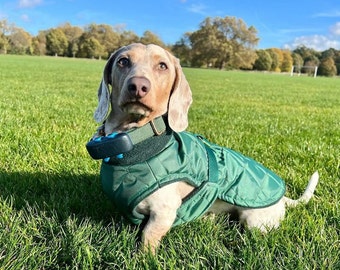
[141,207,177,253]
[137,184,182,253]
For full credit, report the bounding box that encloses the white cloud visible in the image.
[187,4,207,15]
[330,22,340,36]
[21,14,30,22]
[313,10,340,18]
[285,35,340,51]
[284,22,340,51]
[18,0,43,8]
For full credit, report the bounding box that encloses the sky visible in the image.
[1,0,340,51]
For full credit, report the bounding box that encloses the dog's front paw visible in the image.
[141,236,160,255]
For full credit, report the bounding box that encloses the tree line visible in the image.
[1,17,339,76]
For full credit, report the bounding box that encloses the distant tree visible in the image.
[189,17,219,67]
[96,24,119,54]
[8,27,32,54]
[118,30,139,48]
[281,50,293,72]
[31,31,47,55]
[46,28,68,56]
[171,33,192,66]
[78,36,104,59]
[321,48,340,75]
[140,31,165,47]
[321,48,337,59]
[335,55,340,75]
[292,52,304,68]
[269,48,284,72]
[0,32,9,54]
[293,45,312,59]
[0,19,13,54]
[253,50,272,71]
[266,48,280,71]
[59,23,83,57]
[303,55,320,75]
[318,57,337,76]
[189,16,259,69]
[293,46,321,69]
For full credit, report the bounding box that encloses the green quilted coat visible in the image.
[100,132,285,227]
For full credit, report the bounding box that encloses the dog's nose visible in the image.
[127,77,151,98]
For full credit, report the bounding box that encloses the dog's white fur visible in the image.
[93,43,319,253]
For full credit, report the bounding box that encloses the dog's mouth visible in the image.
[121,102,152,121]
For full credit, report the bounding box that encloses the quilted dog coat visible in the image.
[100,132,286,227]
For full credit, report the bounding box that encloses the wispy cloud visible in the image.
[21,14,30,22]
[279,28,321,34]
[283,21,340,51]
[187,3,207,15]
[313,10,340,18]
[18,0,43,8]
[285,34,340,51]
[330,22,340,36]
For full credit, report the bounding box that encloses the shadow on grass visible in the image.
[0,170,119,224]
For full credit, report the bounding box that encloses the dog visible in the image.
[88,43,319,253]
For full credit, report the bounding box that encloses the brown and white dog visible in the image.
[91,43,319,253]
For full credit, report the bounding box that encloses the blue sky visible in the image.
[1,0,340,51]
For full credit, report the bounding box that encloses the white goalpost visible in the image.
[290,65,318,78]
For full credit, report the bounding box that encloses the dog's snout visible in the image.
[127,77,151,98]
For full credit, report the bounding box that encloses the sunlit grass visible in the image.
[0,55,339,269]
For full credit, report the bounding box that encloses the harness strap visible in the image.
[198,136,219,183]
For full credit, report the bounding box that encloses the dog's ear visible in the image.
[93,47,125,123]
[168,57,192,132]
[93,78,111,123]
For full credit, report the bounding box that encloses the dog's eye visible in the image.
[158,62,168,70]
[117,57,130,67]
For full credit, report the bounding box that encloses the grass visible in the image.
[0,54,339,269]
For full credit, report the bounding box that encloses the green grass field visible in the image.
[0,55,339,269]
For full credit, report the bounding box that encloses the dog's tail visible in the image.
[284,171,319,208]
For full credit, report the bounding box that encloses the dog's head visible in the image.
[94,43,192,133]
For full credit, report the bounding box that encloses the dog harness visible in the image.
[99,130,286,227]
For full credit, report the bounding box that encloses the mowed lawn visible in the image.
[0,55,339,269]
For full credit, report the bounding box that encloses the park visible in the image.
[0,54,338,268]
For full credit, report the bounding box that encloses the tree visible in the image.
[335,55,340,75]
[118,30,139,47]
[281,50,293,72]
[303,55,320,75]
[171,33,192,66]
[32,31,47,55]
[292,53,304,68]
[8,27,32,54]
[46,28,68,56]
[253,50,272,71]
[0,32,9,54]
[59,23,83,57]
[266,49,280,71]
[189,16,259,69]
[269,48,284,72]
[216,18,258,69]
[189,17,220,67]
[318,57,337,76]
[0,19,13,54]
[78,36,104,59]
[293,45,321,69]
[140,31,165,47]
